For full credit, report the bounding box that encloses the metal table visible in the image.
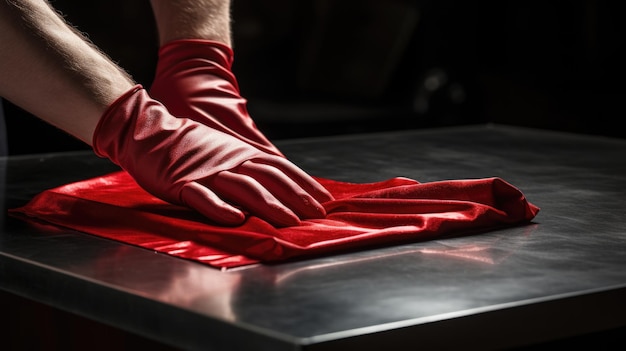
[1,124,625,350]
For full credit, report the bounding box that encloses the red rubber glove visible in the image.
[149,39,283,157]
[93,85,333,227]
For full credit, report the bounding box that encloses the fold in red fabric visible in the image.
[9,171,539,269]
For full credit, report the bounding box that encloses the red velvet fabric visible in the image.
[9,171,539,269]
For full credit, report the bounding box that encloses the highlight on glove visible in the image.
[92,85,333,227]
[150,39,283,157]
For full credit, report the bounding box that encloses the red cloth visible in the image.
[9,171,539,269]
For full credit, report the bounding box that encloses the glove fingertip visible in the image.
[181,182,246,226]
[316,188,335,203]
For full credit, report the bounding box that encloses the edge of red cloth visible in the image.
[9,171,539,269]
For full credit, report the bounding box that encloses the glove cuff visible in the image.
[157,39,234,70]
[92,84,144,160]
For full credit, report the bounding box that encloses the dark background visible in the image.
[3,0,625,155]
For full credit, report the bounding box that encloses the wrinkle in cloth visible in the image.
[9,171,539,269]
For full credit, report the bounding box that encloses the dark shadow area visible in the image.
[0,289,179,350]
[3,0,625,151]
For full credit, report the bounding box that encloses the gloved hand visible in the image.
[149,39,283,157]
[93,85,333,227]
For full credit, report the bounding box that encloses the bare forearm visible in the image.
[0,0,134,145]
[150,0,232,46]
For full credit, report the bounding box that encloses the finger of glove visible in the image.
[207,171,301,227]
[180,182,246,226]
[250,157,334,204]
[235,160,327,219]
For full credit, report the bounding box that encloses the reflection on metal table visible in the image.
[1,124,625,350]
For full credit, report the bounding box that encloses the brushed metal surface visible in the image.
[1,124,625,350]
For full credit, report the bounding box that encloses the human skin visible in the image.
[0,0,134,145]
[149,0,233,46]
[0,0,332,226]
